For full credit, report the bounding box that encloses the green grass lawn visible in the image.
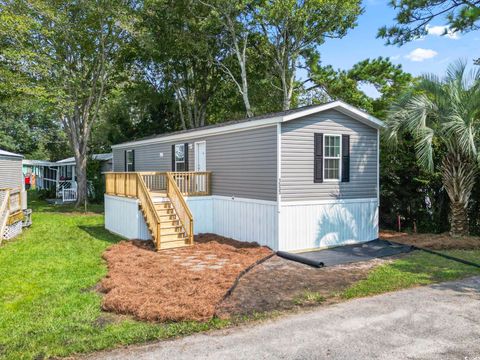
[0,193,479,359]
[342,249,480,299]
[0,194,229,360]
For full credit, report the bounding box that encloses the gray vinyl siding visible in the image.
[281,109,378,201]
[113,125,277,201]
[0,156,23,190]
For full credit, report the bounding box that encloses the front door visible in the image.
[194,141,206,192]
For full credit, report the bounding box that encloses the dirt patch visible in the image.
[100,234,272,322]
[216,255,389,317]
[380,230,480,250]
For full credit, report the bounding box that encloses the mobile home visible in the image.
[104,101,384,251]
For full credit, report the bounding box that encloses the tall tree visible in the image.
[139,0,224,129]
[305,56,413,117]
[0,0,132,205]
[200,0,255,117]
[386,61,480,236]
[378,0,480,45]
[253,0,362,110]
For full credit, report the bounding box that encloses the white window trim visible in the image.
[126,150,134,172]
[174,143,186,171]
[323,134,342,182]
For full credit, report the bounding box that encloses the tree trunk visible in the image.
[449,200,469,237]
[441,154,477,237]
[75,152,88,207]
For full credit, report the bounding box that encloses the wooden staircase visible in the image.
[143,193,190,250]
[105,172,195,251]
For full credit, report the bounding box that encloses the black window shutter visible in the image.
[342,134,350,182]
[184,143,189,171]
[131,149,135,172]
[314,133,323,183]
[171,144,175,171]
[124,150,127,172]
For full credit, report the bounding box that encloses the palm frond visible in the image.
[387,59,480,181]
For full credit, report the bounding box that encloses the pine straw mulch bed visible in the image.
[379,230,480,250]
[99,234,272,322]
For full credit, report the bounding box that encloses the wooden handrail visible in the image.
[166,172,194,245]
[105,172,200,248]
[136,173,162,249]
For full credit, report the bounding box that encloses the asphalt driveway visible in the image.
[85,276,480,360]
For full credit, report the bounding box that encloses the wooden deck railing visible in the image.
[105,173,162,248]
[105,173,138,197]
[141,172,167,192]
[166,172,194,245]
[105,171,209,248]
[106,172,211,197]
[0,188,21,214]
[171,172,211,196]
[0,190,10,242]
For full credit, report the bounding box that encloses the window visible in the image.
[324,135,341,180]
[175,144,186,171]
[126,150,134,172]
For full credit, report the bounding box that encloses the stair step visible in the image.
[158,239,191,250]
[161,221,181,228]
[161,232,187,241]
[156,208,175,215]
[155,203,172,209]
[161,225,184,233]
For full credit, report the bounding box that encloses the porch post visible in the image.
[55,166,60,195]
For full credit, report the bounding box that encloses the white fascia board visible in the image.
[111,116,282,149]
[282,100,386,129]
[111,101,384,149]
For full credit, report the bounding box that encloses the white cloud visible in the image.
[426,25,460,40]
[405,48,438,62]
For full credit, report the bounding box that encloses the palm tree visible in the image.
[387,60,480,236]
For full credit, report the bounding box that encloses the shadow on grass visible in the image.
[387,250,480,281]
[79,225,122,244]
[341,250,480,299]
[28,191,104,214]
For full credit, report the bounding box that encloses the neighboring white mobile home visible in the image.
[23,153,113,202]
[0,149,28,240]
[104,101,384,251]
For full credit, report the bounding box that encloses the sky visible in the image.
[312,0,479,95]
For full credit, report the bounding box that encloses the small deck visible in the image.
[0,188,24,241]
[105,172,211,250]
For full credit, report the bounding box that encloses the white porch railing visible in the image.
[62,182,77,202]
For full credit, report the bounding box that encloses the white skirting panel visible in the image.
[104,195,151,240]
[186,196,278,250]
[279,198,379,251]
[185,197,213,234]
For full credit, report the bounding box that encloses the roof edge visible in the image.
[111,101,385,149]
[282,100,385,129]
